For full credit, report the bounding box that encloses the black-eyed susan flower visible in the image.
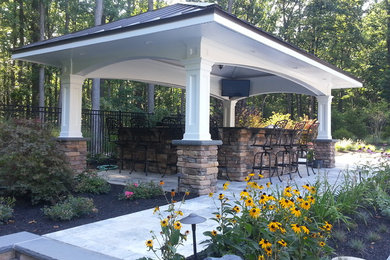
[279,198,290,208]
[185,230,190,235]
[153,206,160,214]
[233,205,240,213]
[174,221,182,230]
[297,195,304,202]
[159,180,165,186]
[258,255,265,260]
[267,194,276,201]
[223,181,230,190]
[307,195,315,204]
[293,189,300,195]
[277,239,287,247]
[249,207,261,218]
[319,241,326,247]
[160,219,168,227]
[208,192,214,197]
[185,191,190,196]
[266,182,271,188]
[249,173,255,177]
[171,189,176,197]
[175,210,184,216]
[216,214,221,219]
[301,225,310,234]
[245,198,255,207]
[244,176,251,182]
[300,200,311,210]
[265,246,272,256]
[268,205,275,210]
[240,189,249,198]
[302,184,311,190]
[268,222,281,232]
[291,224,301,234]
[218,193,224,200]
[257,184,264,190]
[259,194,268,204]
[290,206,302,217]
[258,174,264,178]
[247,181,257,189]
[321,221,333,232]
[259,239,272,249]
[146,239,153,247]
[211,230,217,236]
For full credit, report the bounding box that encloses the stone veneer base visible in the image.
[57,138,88,174]
[314,139,337,168]
[176,142,220,195]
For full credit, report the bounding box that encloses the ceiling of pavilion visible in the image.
[12,3,362,101]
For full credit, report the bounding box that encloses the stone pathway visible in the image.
[45,152,386,259]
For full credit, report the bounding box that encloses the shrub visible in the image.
[203,179,333,259]
[0,197,15,224]
[333,128,355,140]
[42,196,96,221]
[0,119,74,204]
[74,171,111,194]
[120,181,163,200]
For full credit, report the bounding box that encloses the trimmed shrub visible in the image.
[74,171,111,194]
[120,181,164,200]
[0,197,15,224]
[42,196,96,221]
[0,119,74,204]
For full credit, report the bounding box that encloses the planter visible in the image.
[310,159,323,169]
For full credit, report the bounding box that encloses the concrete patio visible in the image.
[42,152,386,259]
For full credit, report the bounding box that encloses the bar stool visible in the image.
[251,120,288,183]
[296,122,320,176]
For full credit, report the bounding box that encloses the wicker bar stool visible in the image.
[251,120,288,183]
[295,122,320,176]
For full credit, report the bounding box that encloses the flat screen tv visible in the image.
[221,79,250,97]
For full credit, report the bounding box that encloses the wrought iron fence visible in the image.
[0,104,151,156]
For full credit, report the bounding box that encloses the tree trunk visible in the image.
[228,0,234,13]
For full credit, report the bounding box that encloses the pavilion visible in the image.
[12,3,362,194]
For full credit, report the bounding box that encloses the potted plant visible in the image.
[307,149,323,169]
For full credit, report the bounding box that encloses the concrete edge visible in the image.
[0,232,120,260]
[56,137,90,142]
[172,140,223,146]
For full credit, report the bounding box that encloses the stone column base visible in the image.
[57,138,88,173]
[173,140,222,195]
[314,139,337,168]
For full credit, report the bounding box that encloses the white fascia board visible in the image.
[12,14,215,60]
[213,14,362,88]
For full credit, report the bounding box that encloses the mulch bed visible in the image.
[0,184,198,236]
[1,184,390,260]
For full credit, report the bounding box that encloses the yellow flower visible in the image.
[247,181,257,189]
[297,196,304,202]
[159,180,165,186]
[258,255,265,260]
[244,176,251,182]
[268,205,275,210]
[258,174,264,178]
[321,221,333,232]
[280,227,287,234]
[300,200,311,210]
[146,239,153,247]
[290,207,302,217]
[171,189,176,197]
[268,222,281,232]
[283,191,293,197]
[185,191,190,196]
[208,192,214,197]
[266,182,271,188]
[175,210,184,216]
[279,198,290,208]
[249,207,261,218]
[302,184,311,190]
[223,181,230,190]
[293,189,300,195]
[211,230,217,236]
[259,239,272,249]
[267,195,276,201]
[291,224,301,234]
[301,225,310,234]
[319,241,326,247]
[219,193,224,200]
[265,246,272,256]
[233,206,240,213]
[257,184,264,190]
[153,206,160,214]
[278,239,287,247]
[259,194,268,204]
[216,214,221,219]
[174,221,182,230]
[240,189,250,198]
[249,173,255,177]
[245,198,255,207]
[307,195,315,204]
[160,219,168,227]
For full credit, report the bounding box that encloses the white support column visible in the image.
[182,58,213,140]
[223,100,237,127]
[316,95,333,140]
[59,74,85,138]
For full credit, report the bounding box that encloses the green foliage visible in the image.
[332,230,347,243]
[348,239,365,253]
[74,171,111,194]
[367,231,381,242]
[0,119,74,204]
[0,197,15,224]
[333,128,355,140]
[374,186,390,218]
[120,181,163,200]
[42,196,96,221]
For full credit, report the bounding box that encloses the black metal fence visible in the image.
[0,104,151,156]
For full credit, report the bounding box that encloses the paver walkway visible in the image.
[45,152,384,259]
